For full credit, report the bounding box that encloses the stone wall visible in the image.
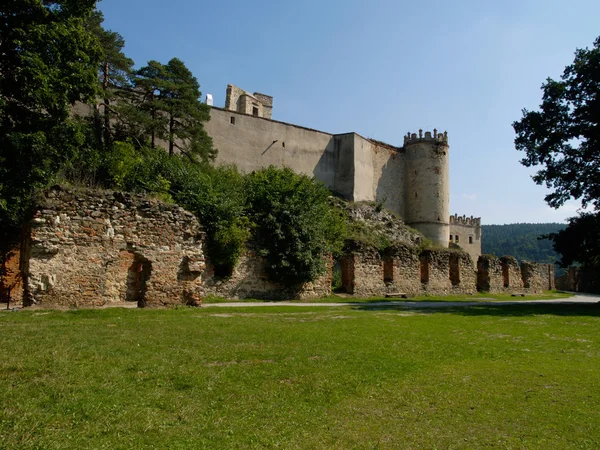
[476,256,551,294]
[556,267,598,293]
[339,242,477,297]
[203,248,332,300]
[536,263,556,291]
[23,187,205,308]
[341,244,387,297]
[385,244,421,296]
[420,249,476,295]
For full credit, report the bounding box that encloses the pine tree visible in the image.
[134,58,216,162]
[85,10,134,147]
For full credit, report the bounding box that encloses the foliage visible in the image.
[84,10,134,148]
[133,59,215,162]
[482,223,565,265]
[546,212,600,270]
[513,36,600,210]
[0,0,102,245]
[513,36,600,287]
[246,167,346,285]
[346,221,392,251]
[171,164,250,275]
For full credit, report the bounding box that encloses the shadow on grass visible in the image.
[351,301,600,317]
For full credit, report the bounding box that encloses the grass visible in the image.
[1,302,599,448]
[203,290,575,304]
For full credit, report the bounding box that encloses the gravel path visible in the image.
[203,294,600,309]
[3,294,597,312]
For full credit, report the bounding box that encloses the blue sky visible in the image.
[97,0,600,224]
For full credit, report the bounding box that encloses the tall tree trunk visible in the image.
[150,92,156,149]
[102,61,111,148]
[169,114,174,156]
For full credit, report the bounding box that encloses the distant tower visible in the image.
[403,130,450,247]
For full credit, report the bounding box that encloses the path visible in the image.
[203,294,599,309]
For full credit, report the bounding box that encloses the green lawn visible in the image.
[1,302,599,449]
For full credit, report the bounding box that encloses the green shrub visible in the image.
[246,166,346,286]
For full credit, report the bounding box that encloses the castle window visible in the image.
[230,116,235,125]
[252,106,259,117]
[449,235,453,241]
[282,142,285,148]
[469,236,473,244]
[455,235,459,243]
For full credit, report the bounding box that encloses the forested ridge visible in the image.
[482,223,565,264]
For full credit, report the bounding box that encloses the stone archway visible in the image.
[125,254,152,307]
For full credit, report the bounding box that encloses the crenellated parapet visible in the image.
[403,129,448,146]
[450,214,481,227]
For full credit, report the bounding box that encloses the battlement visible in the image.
[450,214,481,227]
[403,129,448,146]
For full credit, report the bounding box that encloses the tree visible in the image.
[549,213,600,269]
[513,36,600,210]
[246,167,346,286]
[134,58,215,162]
[85,10,134,148]
[514,36,600,290]
[0,0,101,243]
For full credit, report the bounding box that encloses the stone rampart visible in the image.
[476,255,553,294]
[203,247,332,300]
[23,186,205,308]
[340,242,477,297]
[10,187,553,307]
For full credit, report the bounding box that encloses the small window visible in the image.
[449,235,453,241]
[230,116,235,125]
[469,236,473,244]
[282,142,285,148]
[252,107,259,116]
[455,235,459,243]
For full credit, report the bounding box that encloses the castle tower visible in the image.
[403,130,450,247]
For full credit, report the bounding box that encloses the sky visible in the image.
[97,0,600,225]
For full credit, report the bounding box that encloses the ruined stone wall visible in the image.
[477,255,503,292]
[386,245,421,296]
[476,256,549,294]
[0,245,23,306]
[421,249,476,295]
[203,248,331,300]
[24,187,205,308]
[341,246,386,297]
[224,84,272,119]
[536,263,555,291]
[340,242,477,297]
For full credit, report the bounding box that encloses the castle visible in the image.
[205,85,482,262]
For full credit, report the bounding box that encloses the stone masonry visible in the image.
[203,247,332,300]
[9,187,556,308]
[23,186,205,308]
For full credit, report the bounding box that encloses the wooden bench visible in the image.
[385,292,408,299]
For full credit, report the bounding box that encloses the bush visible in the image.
[246,166,346,286]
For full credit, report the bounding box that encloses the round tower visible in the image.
[403,129,450,248]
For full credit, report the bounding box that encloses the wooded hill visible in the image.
[482,223,565,266]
